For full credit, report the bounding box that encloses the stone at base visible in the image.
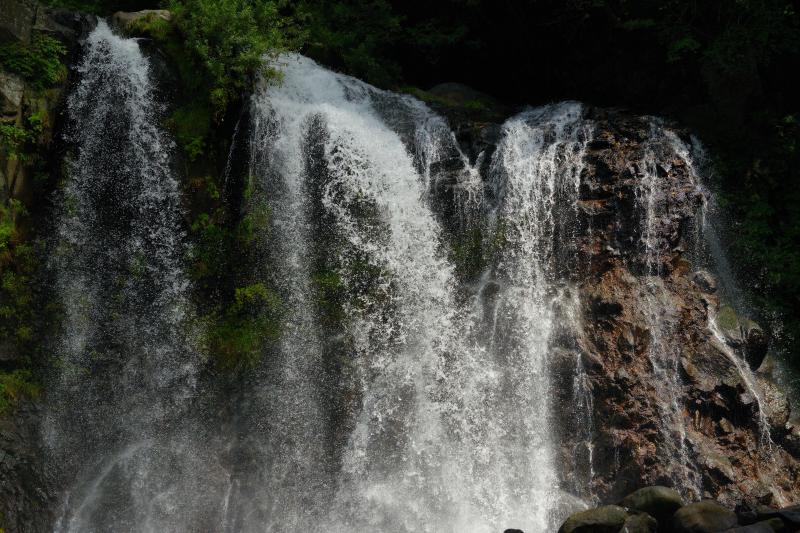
[673,501,739,533]
[559,505,629,533]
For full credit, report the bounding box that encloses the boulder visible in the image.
[621,513,659,533]
[673,501,739,533]
[0,0,35,44]
[692,270,718,294]
[736,502,769,525]
[111,9,171,33]
[776,505,800,529]
[723,521,779,533]
[559,505,629,533]
[0,72,24,121]
[620,486,684,521]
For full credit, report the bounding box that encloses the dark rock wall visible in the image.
[566,111,799,506]
[0,1,95,530]
[431,95,800,508]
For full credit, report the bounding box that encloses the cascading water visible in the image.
[477,103,595,513]
[39,37,793,531]
[691,146,774,449]
[631,121,701,494]
[242,56,591,532]
[44,22,225,532]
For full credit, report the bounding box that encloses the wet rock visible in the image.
[0,72,24,121]
[682,343,743,392]
[621,512,659,533]
[620,485,684,521]
[34,7,96,44]
[0,399,56,532]
[700,451,736,485]
[735,502,767,525]
[559,505,629,533]
[0,0,36,44]
[693,270,718,294]
[723,521,779,533]
[672,501,739,533]
[758,377,790,429]
[743,325,768,370]
[775,505,800,530]
[111,9,172,32]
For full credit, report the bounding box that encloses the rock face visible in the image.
[565,108,800,506]
[0,400,55,532]
[672,501,739,533]
[431,96,800,508]
[559,487,799,533]
[0,0,95,205]
[559,505,630,533]
[111,8,172,32]
[0,1,94,531]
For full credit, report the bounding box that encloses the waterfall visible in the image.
[242,56,593,532]
[631,121,701,494]
[690,142,774,449]
[478,103,595,515]
[39,40,791,531]
[44,22,224,532]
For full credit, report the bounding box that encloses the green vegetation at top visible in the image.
[168,0,298,115]
[0,33,66,90]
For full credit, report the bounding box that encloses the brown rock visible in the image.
[672,501,739,533]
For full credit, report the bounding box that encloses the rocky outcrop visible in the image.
[111,8,172,31]
[0,1,94,531]
[567,108,800,506]
[559,505,630,533]
[0,0,95,205]
[557,487,799,533]
[0,399,56,532]
[433,95,800,508]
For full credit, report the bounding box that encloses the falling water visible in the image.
[631,121,701,494]
[478,103,595,510]
[40,40,789,531]
[691,145,774,448]
[242,56,592,532]
[44,21,224,532]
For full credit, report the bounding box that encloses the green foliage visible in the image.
[237,201,271,245]
[0,370,40,415]
[666,36,701,63]
[167,103,213,161]
[450,226,486,283]
[0,33,66,90]
[299,0,402,87]
[0,200,23,253]
[0,124,28,157]
[187,170,282,372]
[312,270,345,327]
[189,207,228,282]
[205,283,281,371]
[0,113,47,158]
[169,0,298,117]
[0,201,37,365]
